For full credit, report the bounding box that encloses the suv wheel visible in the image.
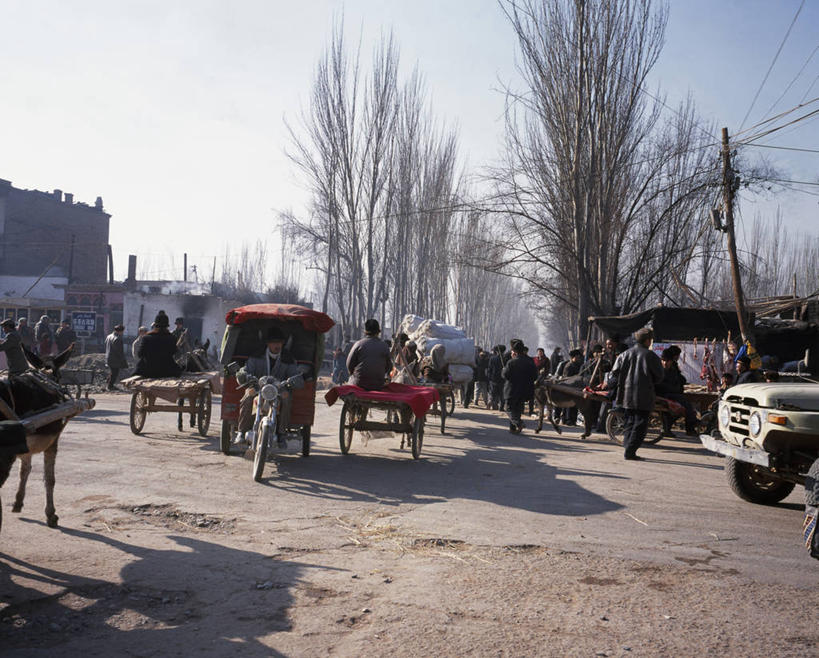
[725,457,795,505]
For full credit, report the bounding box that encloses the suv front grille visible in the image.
[727,404,750,436]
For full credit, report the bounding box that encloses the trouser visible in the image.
[238,387,292,435]
[662,393,698,434]
[623,409,650,457]
[474,381,489,406]
[464,381,475,407]
[596,401,611,432]
[489,382,504,410]
[563,406,577,426]
[507,397,525,428]
[107,367,120,389]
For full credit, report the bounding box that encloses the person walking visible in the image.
[331,347,348,384]
[502,340,538,433]
[487,345,505,411]
[54,319,77,353]
[549,346,564,374]
[609,328,664,460]
[104,324,128,390]
[131,326,148,360]
[34,315,53,356]
[473,349,490,408]
[16,317,34,352]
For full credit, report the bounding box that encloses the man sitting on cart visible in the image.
[237,326,306,445]
[346,319,392,390]
[134,312,183,379]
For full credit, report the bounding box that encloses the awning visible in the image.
[225,303,335,333]
[589,307,743,342]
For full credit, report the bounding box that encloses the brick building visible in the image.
[0,178,111,284]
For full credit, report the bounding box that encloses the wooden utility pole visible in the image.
[721,127,752,343]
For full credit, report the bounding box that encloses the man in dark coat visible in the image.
[735,356,761,385]
[34,315,53,356]
[104,324,129,390]
[655,346,698,436]
[473,349,490,408]
[346,319,392,391]
[610,328,664,460]
[135,313,182,379]
[16,317,34,351]
[487,346,505,411]
[55,319,77,353]
[549,347,564,374]
[0,318,30,374]
[502,340,538,434]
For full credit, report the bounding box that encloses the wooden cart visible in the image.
[338,395,426,459]
[122,374,214,437]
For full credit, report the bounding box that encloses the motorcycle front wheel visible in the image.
[253,424,270,482]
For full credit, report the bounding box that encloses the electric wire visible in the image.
[739,0,806,131]
[760,44,819,124]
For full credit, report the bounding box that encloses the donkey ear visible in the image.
[53,343,75,370]
[203,339,210,351]
[24,346,44,370]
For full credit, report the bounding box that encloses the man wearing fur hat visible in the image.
[502,339,538,434]
[610,328,664,460]
[134,312,182,379]
[346,319,392,390]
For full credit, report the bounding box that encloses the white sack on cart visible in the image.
[417,337,476,364]
[448,364,474,383]
[417,319,467,340]
[399,314,426,336]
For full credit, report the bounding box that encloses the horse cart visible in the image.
[122,373,217,436]
[325,383,440,460]
[219,303,335,456]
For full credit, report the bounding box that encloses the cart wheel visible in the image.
[643,412,664,444]
[439,398,447,435]
[339,402,354,454]
[605,409,626,444]
[445,391,455,416]
[411,415,424,459]
[220,420,233,455]
[253,425,269,482]
[301,425,311,456]
[129,392,147,435]
[197,389,212,437]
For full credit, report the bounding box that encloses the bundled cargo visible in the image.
[416,337,476,365]
[448,364,475,383]
[398,314,426,337]
[416,319,466,341]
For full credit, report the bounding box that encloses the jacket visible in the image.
[655,363,686,396]
[502,354,538,401]
[0,330,30,375]
[487,354,503,383]
[611,344,664,412]
[105,332,129,369]
[346,336,391,390]
[55,326,77,352]
[135,330,181,378]
[474,354,489,382]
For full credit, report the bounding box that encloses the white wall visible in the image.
[0,275,67,300]
[123,292,242,357]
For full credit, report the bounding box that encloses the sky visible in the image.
[0,0,816,290]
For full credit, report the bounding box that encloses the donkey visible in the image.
[179,338,212,373]
[0,347,76,530]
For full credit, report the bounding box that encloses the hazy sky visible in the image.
[0,0,816,287]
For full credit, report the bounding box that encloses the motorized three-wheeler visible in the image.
[218,303,335,457]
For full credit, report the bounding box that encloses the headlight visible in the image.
[260,383,278,401]
[748,411,762,437]
[718,404,731,428]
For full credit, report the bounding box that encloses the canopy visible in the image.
[225,304,335,333]
[589,307,743,342]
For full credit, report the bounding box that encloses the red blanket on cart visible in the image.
[325,383,440,418]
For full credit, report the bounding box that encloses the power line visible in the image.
[765,177,819,187]
[739,0,806,131]
[742,143,819,154]
[740,106,819,144]
[734,96,819,139]
[760,44,819,123]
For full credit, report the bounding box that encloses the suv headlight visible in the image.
[748,411,762,437]
[718,404,730,428]
[261,383,279,401]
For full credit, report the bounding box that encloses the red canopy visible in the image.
[224,304,335,333]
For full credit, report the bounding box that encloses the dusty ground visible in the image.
[1,392,818,657]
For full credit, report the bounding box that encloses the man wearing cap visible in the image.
[237,327,307,444]
[135,312,182,379]
[346,319,392,391]
[55,319,77,353]
[0,318,31,375]
[502,339,538,433]
[104,324,128,390]
[610,327,664,460]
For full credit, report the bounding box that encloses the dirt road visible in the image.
[2,392,817,656]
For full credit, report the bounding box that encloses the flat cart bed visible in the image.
[121,373,215,437]
[325,383,440,459]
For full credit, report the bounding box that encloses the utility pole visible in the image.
[721,127,752,343]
